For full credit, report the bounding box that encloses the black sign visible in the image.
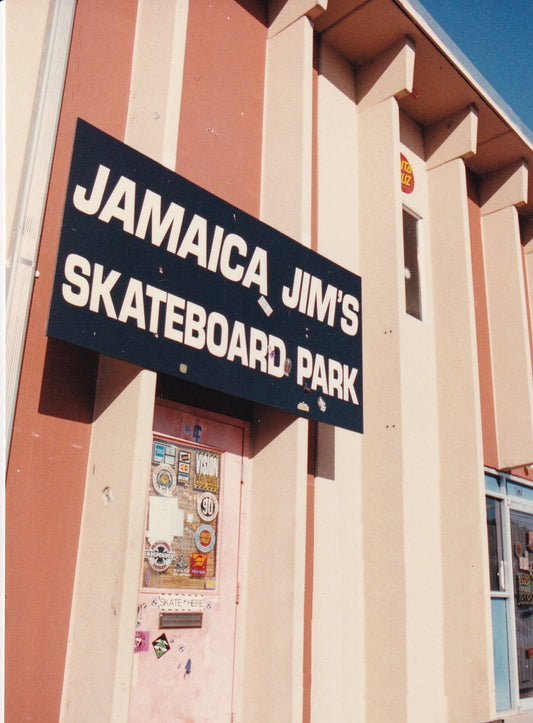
[48,120,363,432]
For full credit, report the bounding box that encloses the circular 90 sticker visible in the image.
[152,464,177,497]
[197,492,219,522]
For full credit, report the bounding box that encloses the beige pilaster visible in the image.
[481,204,533,468]
[428,156,494,721]
[260,14,314,245]
[397,111,447,722]
[60,360,156,722]
[358,94,408,722]
[239,14,313,722]
[311,39,365,722]
[60,3,190,720]
[240,408,309,722]
[125,0,189,167]
[480,158,533,468]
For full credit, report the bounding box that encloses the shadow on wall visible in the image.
[156,373,254,426]
[38,337,99,423]
[37,342,339,470]
[235,0,267,25]
[252,403,298,456]
[250,404,336,479]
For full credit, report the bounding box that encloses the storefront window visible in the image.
[486,470,533,712]
[510,508,533,699]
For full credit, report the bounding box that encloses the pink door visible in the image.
[129,401,247,722]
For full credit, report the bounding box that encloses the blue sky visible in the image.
[417,0,533,135]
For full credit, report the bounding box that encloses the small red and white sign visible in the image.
[190,553,208,578]
[400,153,415,194]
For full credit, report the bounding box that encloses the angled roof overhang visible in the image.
[314,0,533,226]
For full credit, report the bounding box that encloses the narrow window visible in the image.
[402,208,422,320]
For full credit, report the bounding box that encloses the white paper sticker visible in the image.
[258,295,273,316]
[148,497,184,539]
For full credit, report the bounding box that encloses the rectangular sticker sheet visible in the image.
[142,437,221,591]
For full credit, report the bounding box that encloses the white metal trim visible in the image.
[5,0,76,461]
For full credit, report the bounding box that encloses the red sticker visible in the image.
[190,553,208,578]
[134,630,150,653]
[400,153,415,194]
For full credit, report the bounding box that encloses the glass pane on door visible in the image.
[510,509,533,699]
[487,496,505,592]
[491,598,512,711]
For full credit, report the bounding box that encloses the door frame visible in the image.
[132,398,250,720]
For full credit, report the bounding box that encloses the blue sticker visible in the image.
[153,442,165,463]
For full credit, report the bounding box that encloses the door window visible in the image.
[143,436,221,591]
[510,508,533,699]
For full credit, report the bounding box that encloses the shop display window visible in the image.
[486,470,533,712]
